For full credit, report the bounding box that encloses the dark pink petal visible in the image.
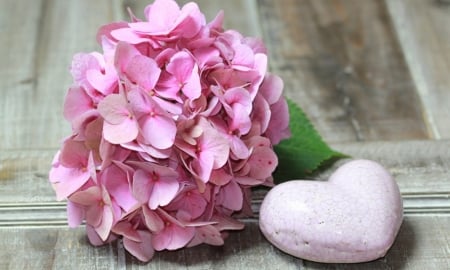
[217,180,243,211]
[86,225,106,246]
[123,230,155,262]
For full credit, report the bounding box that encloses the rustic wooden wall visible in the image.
[0,0,449,269]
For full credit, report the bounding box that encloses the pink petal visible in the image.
[103,119,139,145]
[248,147,278,180]
[149,177,179,209]
[52,166,91,201]
[113,221,141,242]
[192,152,214,182]
[97,94,130,124]
[69,186,102,205]
[123,230,155,262]
[70,53,100,90]
[140,115,176,149]
[152,223,195,251]
[259,74,283,105]
[132,170,153,204]
[166,51,195,84]
[181,65,201,100]
[265,97,291,145]
[111,28,152,44]
[96,206,114,241]
[63,86,94,122]
[59,139,89,168]
[102,165,137,212]
[142,0,181,33]
[125,55,161,90]
[187,225,224,247]
[217,180,243,211]
[143,206,164,232]
[86,225,106,246]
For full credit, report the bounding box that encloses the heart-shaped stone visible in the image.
[259,159,403,263]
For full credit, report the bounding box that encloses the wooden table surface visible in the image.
[1,0,449,269]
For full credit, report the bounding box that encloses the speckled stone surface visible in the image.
[259,159,403,263]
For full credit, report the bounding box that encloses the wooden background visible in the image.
[0,0,449,269]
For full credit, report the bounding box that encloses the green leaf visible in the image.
[273,98,347,183]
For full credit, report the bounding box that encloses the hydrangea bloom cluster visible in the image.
[49,0,290,262]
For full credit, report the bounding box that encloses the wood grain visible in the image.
[257,0,430,142]
[386,0,450,139]
[0,216,448,270]
[0,0,449,269]
[0,0,116,150]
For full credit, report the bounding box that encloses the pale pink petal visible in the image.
[143,206,164,232]
[97,94,129,124]
[140,115,176,149]
[67,201,84,228]
[148,178,179,209]
[103,119,139,144]
[123,230,155,262]
[126,55,161,90]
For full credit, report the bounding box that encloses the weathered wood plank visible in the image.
[386,0,450,139]
[0,216,448,270]
[0,0,117,150]
[257,0,430,142]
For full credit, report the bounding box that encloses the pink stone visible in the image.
[259,159,403,263]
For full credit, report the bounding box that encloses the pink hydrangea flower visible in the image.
[50,0,290,262]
